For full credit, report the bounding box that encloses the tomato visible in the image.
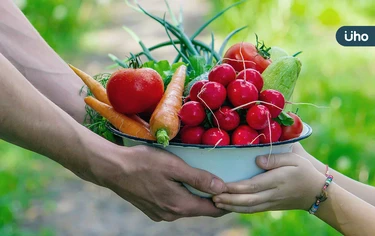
[106,68,164,115]
[280,112,303,141]
[223,42,272,73]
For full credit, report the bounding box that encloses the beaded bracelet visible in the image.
[308,165,334,215]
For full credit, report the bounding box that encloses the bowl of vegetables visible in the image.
[72,1,311,197]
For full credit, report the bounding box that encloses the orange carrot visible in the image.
[69,64,150,128]
[150,65,187,146]
[69,64,111,105]
[84,96,155,141]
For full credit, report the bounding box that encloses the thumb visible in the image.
[256,153,300,170]
[174,164,227,195]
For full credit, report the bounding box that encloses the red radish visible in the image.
[183,95,191,104]
[259,120,282,144]
[213,106,240,131]
[227,79,258,109]
[198,82,227,110]
[246,104,271,130]
[180,126,205,144]
[202,128,230,146]
[179,101,206,126]
[107,68,164,114]
[259,89,285,118]
[280,112,303,141]
[236,68,264,92]
[231,125,260,145]
[189,80,208,102]
[208,63,236,87]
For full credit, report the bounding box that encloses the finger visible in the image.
[173,164,227,195]
[215,202,276,214]
[256,153,302,170]
[213,189,275,206]
[223,171,279,194]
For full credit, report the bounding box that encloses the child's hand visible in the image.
[213,152,327,213]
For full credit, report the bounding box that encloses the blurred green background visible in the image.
[2,0,375,235]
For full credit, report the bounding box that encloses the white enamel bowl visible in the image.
[108,123,312,197]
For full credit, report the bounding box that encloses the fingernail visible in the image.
[210,178,225,194]
[259,156,267,164]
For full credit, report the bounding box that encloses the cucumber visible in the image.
[262,56,302,101]
[269,46,289,61]
[183,72,209,96]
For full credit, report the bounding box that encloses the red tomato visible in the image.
[106,68,164,115]
[280,112,303,141]
[223,42,272,73]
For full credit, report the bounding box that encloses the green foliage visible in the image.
[210,0,375,235]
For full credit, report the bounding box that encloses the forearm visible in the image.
[0,0,86,123]
[0,53,120,185]
[316,183,375,235]
[294,143,375,206]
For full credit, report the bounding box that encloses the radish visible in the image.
[259,120,282,144]
[213,106,240,131]
[183,95,191,104]
[179,101,206,126]
[259,89,285,118]
[236,68,264,92]
[231,125,260,145]
[208,63,236,87]
[227,79,258,109]
[246,104,271,130]
[202,128,230,146]
[189,80,208,102]
[180,126,205,144]
[198,82,227,110]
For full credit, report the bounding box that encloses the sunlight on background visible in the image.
[2,0,375,235]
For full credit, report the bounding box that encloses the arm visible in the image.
[213,152,375,235]
[0,0,86,122]
[0,53,227,221]
[293,143,375,206]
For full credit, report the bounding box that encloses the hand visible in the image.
[96,145,228,222]
[212,150,326,213]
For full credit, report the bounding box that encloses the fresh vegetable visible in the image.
[259,89,285,118]
[222,41,272,73]
[269,46,288,61]
[69,64,111,105]
[184,72,208,97]
[202,128,230,146]
[180,126,205,144]
[189,80,208,102]
[259,120,282,144]
[84,96,155,140]
[231,125,260,145]
[198,81,227,110]
[262,56,302,101]
[213,106,240,131]
[208,63,236,87]
[179,101,206,126]
[246,104,271,130]
[236,68,264,92]
[280,112,303,141]
[227,79,258,109]
[106,68,164,115]
[150,65,187,146]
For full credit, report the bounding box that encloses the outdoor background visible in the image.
[1,0,375,235]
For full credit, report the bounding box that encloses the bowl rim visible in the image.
[107,122,312,149]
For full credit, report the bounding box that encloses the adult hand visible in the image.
[212,150,326,213]
[97,145,228,222]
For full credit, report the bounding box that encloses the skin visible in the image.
[213,143,375,235]
[0,1,228,221]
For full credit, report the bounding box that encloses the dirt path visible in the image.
[20,1,248,235]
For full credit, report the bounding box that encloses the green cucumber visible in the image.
[269,46,289,61]
[262,56,302,101]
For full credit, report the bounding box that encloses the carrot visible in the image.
[150,65,187,146]
[84,96,155,141]
[69,64,111,105]
[69,64,150,128]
